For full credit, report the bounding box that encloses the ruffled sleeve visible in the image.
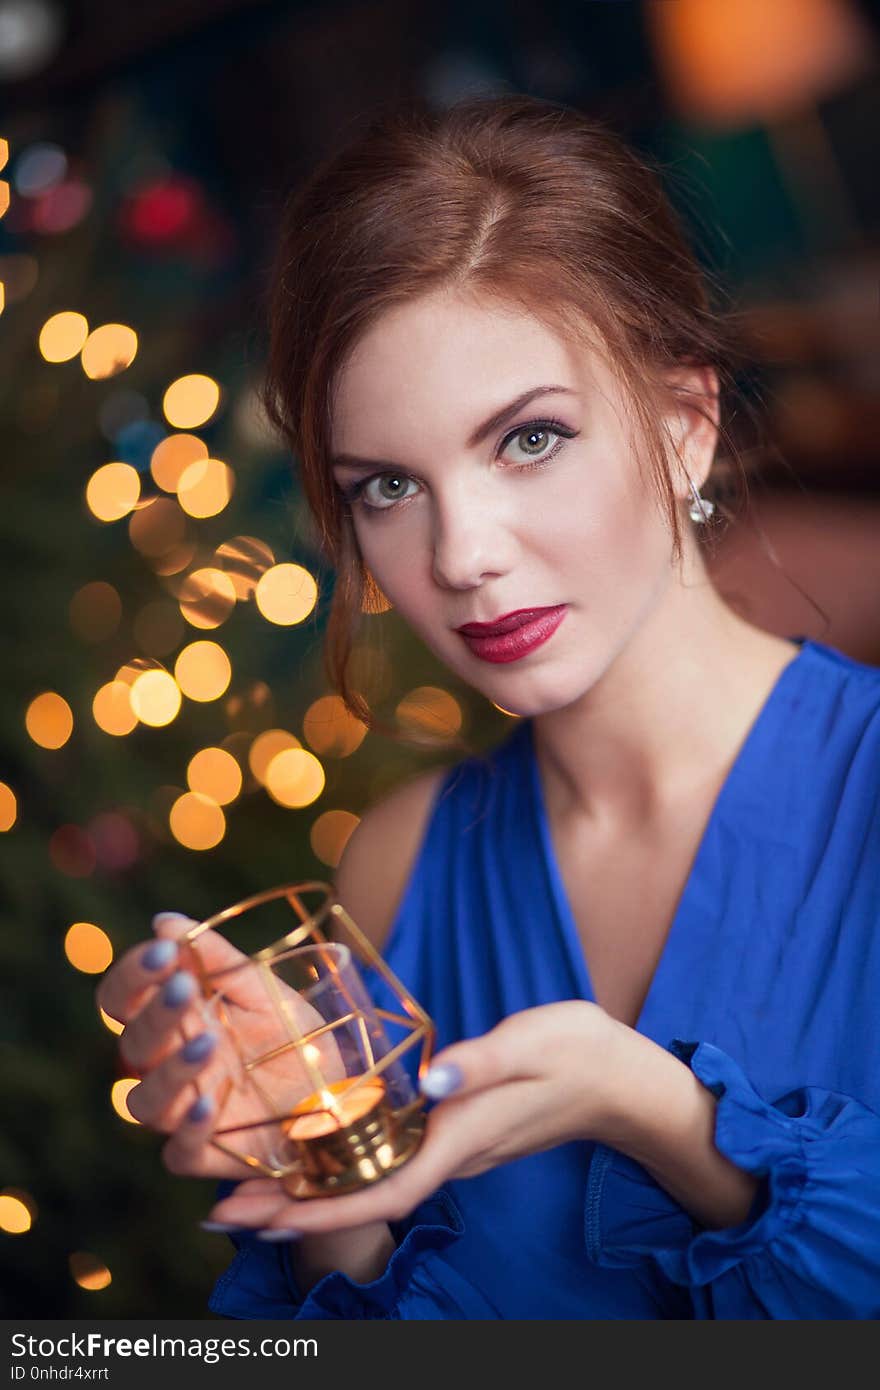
[208,1186,500,1320]
[584,1039,880,1319]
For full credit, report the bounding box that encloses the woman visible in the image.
[97,95,880,1319]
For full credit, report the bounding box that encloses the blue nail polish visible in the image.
[199,1221,246,1234]
[187,1095,214,1123]
[420,1062,464,1099]
[153,912,196,927]
[142,939,178,971]
[162,971,195,1008]
[256,1228,303,1242]
[182,1032,216,1064]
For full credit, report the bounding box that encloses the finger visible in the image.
[160,1094,258,1181]
[117,959,220,1076]
[153,913,275,1014]
[96,932,184,1027]
[419,1029,516,1102]
[126,1028,220,1131]
[207,1181,297,1229]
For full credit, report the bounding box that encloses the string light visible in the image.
[0,1190,35,1235]
[395,686,463,739]
[92,680,137,736]
[254,563,318,626]
[39,310,88,362]
[310,809,360,867]
[248,728,300,784]
[264,748,325,809]
[129,669,182,727]
[64,922,113,974]
[110,1079,140,1124]
[25,691,73,748]
[302,694,367,758]
[80,323,138,380]
[69,1253,112,1291]
[162,374,220,429]
[177,457,234,518]
[0,781,18,831]
[99,1006,124,1036]
[177,567,236,629]
[169,791,226,850]
[174,640,231,701]
[150,432,208,492]
[186,747,242,805]
[85,461,140,522]
[213,535,275,599]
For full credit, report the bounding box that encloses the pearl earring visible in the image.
[687,478,715,524]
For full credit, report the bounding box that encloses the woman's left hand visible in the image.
[200,1000,635,1236]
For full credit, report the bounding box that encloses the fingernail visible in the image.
[142,939,178,971]
[186,1095,214,1123]
[420,1062,464,1099]
[153,912,196,928]
[162,971,195,1008]
[256,1228,304,1242]
[199,1221,247,1234]
[181,1032,216,1064]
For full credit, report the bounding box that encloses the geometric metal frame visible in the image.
[180,880,435,1181]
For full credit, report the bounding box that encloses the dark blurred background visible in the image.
[1,0,878,1317]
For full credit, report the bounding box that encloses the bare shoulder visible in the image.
[331,763,450,955]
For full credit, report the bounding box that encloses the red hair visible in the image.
[261,94,754,749]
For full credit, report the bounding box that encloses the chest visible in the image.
[549,800,716,1029]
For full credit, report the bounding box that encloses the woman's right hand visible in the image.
[95,912,343,1182]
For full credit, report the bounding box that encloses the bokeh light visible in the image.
[226,680,272,731]
[92,680,137,736]
[99,1006,124,1036]
[49,825,96,878]
[248,728,300,783]
[110,1079,140,1124]
[132,599,184,656]
[213,535,275,599]
[150,432,207,493]
[64,921,113,974]
[89,811,139,872]
[0,1191,35,1235]
[186,747,242,805]
[254,563,318,626]
[32,179,92,234]
[174,640,231,701]
[38,309,88,362]
[25,691,73,748]
[302,694,367,758]
[69,580,122,643]
[177,457,234,518]
[128,497,186,558]
[177,567,236,629]
[80,323,138,380]
[15,142,66,195]
[151,540,196,576]
[0,781,18,831]
[69,1253,112,1291]
[396,686,463,740]
[129,669,181,727]
[264,748,325,808]
[162,374,220,429]
[85,461,140,522]
[169,791,226,850]
[310,809,360,867]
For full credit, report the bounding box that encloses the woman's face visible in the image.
[329,290,706,717]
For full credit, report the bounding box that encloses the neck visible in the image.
[530,546,800,831]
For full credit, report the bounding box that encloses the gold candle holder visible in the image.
[179,882,434,1198]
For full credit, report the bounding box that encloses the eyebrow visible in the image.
[330,384,578,473]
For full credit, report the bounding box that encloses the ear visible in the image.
[660,365,720,502]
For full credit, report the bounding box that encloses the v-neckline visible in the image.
[524,638,811,1038]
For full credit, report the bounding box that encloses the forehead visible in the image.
[330,290,614,451]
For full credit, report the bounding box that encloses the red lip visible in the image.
[456,605,568,664]
[456,606,564,637]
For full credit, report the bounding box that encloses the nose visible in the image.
[430,488,514,591]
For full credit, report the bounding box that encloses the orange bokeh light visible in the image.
[25,691,73,749]
[174,640,232,701]
[254,563,318,626]
[64,921,113,974]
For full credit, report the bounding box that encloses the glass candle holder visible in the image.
[179,881,434,1198]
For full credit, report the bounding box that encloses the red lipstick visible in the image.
[456,605,568,663]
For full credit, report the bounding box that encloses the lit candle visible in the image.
[284,1077,386,1141]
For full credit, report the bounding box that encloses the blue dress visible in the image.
[209,637,880,1319]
